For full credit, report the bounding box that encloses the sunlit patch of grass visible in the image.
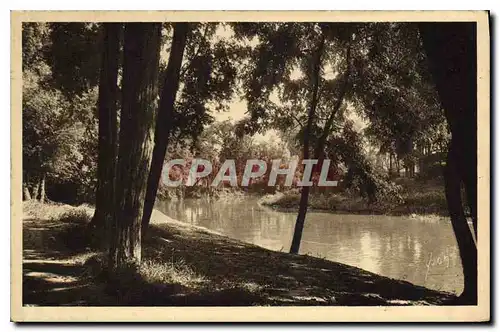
[239,281,264,293]
[139,259,206,289]
[80,252,108,278]
[73,251,104,265]
[23,200,70,220]
[57,205,93,224]
[23,200,94,223]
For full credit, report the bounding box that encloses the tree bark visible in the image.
[444,142,477,301]
[141,23,189,237]
[23,172,32,200]
[290,34,325,254]
[90,23,121,243]
[108,23,161,271]
[389,153,393,177]
[32,177,40,201]
[39,173,46,203]
[23,183,32,201]
[89,23,123,248]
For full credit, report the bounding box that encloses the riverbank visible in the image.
[22,201,457,306]
[259,181,448,217]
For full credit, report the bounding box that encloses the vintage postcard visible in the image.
[11,10,490,322]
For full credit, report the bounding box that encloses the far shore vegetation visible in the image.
[259,178,449,217]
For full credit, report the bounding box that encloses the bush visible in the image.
[23,200,94,223]
[58,205,93,224]
[260,179,448,216]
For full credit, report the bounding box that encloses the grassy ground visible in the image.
[260,179,448,216]
[22,200,458,306]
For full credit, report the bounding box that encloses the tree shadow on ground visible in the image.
[22,219,116,306]
[22,215,458,306]
[138,223,457,306]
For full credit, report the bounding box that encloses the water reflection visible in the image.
[155,197,463,294]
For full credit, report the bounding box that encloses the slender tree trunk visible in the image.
[23,172,32,200]
[418,144,424,175]
[290,34,325,254]
[39,173,46,203]
[89,23,122,244]
[32,177,40,201]
[23,183,31,201]
[141,23,189,237]
[108,23,161,271]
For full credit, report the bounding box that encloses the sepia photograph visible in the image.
[10,11,490,322]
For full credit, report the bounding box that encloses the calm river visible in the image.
[155,197,463,294]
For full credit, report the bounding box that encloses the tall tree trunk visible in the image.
[419,22,477,303]
[38,173,46,203]
[23,172,32,200]
[141,23,189,237]
[389,153,393,177]
[444,143,477,302]
[32,177,40,201]
[108,23,161,271]
[90,23,121,243]
[289,34,325,254]
[23,183,31,201]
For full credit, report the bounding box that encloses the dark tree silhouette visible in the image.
[141,23,189,237]
[90,23,122,244]
[419,22,478,304]
[289,33,326,254]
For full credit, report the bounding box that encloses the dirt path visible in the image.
[22,218,113,306]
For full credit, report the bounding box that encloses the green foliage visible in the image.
[261,179,447,216]
[22,23,99,204]
[22,23,51,74]
[170,23,244,143]
[233,22,449,201]
[327,122,403,203]
[46,23,102,96]
[351,23,449,162]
